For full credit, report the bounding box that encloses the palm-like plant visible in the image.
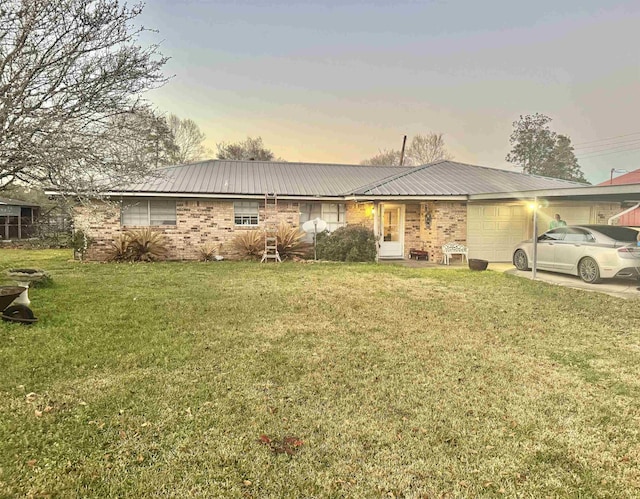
[276,224,311,260]
[126,228,168,262]
[106,233,132,262]
[230,230,264,259]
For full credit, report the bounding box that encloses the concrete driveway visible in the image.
[491,263,640,299]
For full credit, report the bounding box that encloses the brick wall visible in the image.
[345,202,374,230]
[76,199,301,261]
[594,203,624,225]
[409,201,466,262]
[403,204,422,259]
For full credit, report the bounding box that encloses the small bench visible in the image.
[409,248,429,261]
[442,242,468,265]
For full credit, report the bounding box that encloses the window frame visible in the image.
[121,199,177,227]
[234,201,260,226]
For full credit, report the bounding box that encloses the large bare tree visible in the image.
[0,0,168,196]
[405,133,453,165]
[167,114,209,164]
[216,136,278,161]
[360,133,453,166]
[360,149,402,166]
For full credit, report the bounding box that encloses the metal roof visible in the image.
[128,160,411,197]
[353,161,586,196]
[120,159,587,198]
[596,168,640,186]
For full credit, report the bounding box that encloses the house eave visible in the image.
[45,191,351,202]
[345,195,468,202]
[468,184,640,202]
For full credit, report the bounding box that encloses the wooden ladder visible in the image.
[261,193,281,263]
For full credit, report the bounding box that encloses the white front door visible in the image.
[379,204,404,258]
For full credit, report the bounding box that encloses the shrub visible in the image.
[276,224,312,260]
[316,225,376,262]
[71,229,93,260]
[198,243,219,262]
[125,228,168,262]
[231,230,264,260]
[107,233,132,262]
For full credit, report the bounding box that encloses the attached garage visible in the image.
[467,199,622,262]
[467,203,529,262]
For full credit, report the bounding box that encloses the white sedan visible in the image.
[512,225,640,284]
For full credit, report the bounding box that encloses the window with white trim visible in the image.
[234,201,259,226]
[121,200,177,226]
[322,203,346,232]
[299,202,346,240]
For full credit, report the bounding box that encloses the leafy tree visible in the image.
[543,134,587,183]
[506,114,588,183]
[0,0,167,195]
[216,137,278,161]
[167,114,209,164]
[360,133,453,166]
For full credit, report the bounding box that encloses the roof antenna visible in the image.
[399,135,407,166]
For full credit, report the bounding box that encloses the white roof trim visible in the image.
[469,183,640,201]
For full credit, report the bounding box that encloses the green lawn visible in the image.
[1,250,639,497]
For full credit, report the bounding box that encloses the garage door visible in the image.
[539,205,592,231]
[467,204,529,262]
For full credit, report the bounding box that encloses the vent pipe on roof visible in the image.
[399,135,407,166]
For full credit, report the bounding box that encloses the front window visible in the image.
[299,202,346,240]
[121,200,176,226]
[234,201,259,226]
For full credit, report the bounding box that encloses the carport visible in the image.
[467,183,640,267]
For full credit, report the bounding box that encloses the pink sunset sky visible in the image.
[139,0,640,184]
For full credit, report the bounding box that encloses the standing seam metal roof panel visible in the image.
[124,159,585,197]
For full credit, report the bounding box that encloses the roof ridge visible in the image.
[214,159,420,169]
[349,161,448,194]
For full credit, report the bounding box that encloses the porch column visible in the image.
[373,201,380,262]
[18,214,21,239]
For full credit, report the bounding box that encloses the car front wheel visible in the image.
[578,257,601,284]
[513,249,530,271]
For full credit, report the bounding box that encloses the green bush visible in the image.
[316,225,376,262]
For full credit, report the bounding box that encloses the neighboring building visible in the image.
[70,159,625,262]
[0,197,39,241]
[597,169,640,225]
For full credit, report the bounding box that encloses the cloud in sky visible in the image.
[139,0,640,183]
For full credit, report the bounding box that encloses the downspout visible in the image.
[608,203,640,225]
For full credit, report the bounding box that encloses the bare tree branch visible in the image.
[0,0,169,198]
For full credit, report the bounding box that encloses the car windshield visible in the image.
[587,226,639,242]
[539,229,565,241]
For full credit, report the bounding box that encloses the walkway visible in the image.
[379,259,640,299]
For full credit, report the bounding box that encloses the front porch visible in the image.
[365,200,467,263]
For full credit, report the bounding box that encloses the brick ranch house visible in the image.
[71,159,625,262]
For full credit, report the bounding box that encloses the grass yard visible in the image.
[1,250,640,497]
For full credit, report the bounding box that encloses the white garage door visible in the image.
[538,205,592,233]
[467,204,529,262]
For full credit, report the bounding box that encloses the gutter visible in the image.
[44,191,348,202]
